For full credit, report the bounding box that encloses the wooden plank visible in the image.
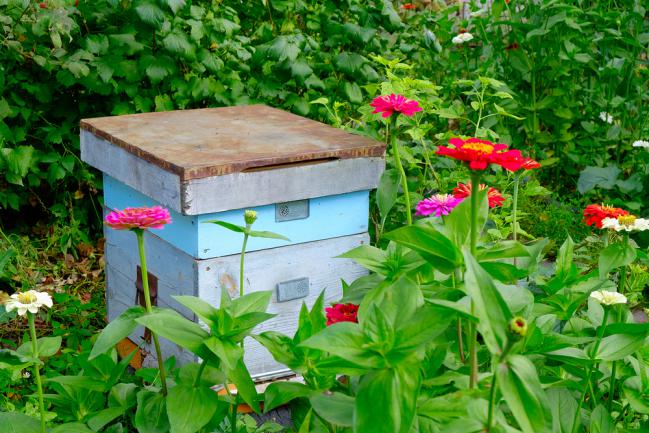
[82,130,183,213]
[80,105,385,181]
[104,174,370,259]
[183,157,384,214]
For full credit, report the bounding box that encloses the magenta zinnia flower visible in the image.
[370,94,422,118]
[105,206,172,230]
[416,194,462,217]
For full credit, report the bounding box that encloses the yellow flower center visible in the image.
[618,215,637,227]
[17,292,37,304]
[462,142,494,155]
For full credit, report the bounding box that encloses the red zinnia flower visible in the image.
[436,137,522,171]
[370,94,422,118]
[401,3,415,9]
[105,206,172,230]
[495,154,541,172]
[583,204,629,229]
[325,303,359,326]
[453,182,505,208]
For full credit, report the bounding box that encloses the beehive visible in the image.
[80,105,385,379]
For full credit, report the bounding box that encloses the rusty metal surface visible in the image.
[80,105,385,181]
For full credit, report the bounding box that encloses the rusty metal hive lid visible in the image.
[80,105,385,181]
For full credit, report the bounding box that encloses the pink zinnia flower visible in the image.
[416,194,462,217]
[370,94,422,118]
[325,303,359,326]
[105,206,172,230]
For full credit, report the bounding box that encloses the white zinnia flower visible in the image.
[601,215,649,232]
[4,290,53,316]
[599,111,613,124]
[452,33,474,45]
[590,290,627,306]
[632,140,649,148]
[22,371,31,379]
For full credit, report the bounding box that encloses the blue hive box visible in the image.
[80,105,385,379]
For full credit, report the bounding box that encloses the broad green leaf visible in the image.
[17,336,61,358]
[355,365,420,433]
[50,423,94,433]
[462,249,512,354]
[226,359,260,413]
[622,376,649,414]
[204,220,246,233]
[90,306,146,359]
[0,412,41,433]
[46,375,108,391]
[596,334,646,361]
[300,322,384,368]
[136,309,209,354]
[547,388,577,433]
[167,384,221,433]
[555,236,575,281]
[497,355,550,433]
[599,242,636,279]
[135,390,170,433]
[377,168,399,225]
[589,405,615,433]
[230,290,272,316]
[476,241,529,261]
[135,1,165,27]
[248,229,290,241]
[87,407,125,431]
[264,381,316,412]
[443,186,487,248]
[204,336,243,370]
[173,295,218,327]
[253,331,296,367]
[385,225,462,274]
[577,166,620,194]
[310,392,354,427]
[334,52,366,75]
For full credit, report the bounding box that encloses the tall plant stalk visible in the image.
[468,172,481,388]
[387,119,412,225]
[239,231,250,298]
[28,313,46,433]
[135,230,168,396]
[608,233,629,410]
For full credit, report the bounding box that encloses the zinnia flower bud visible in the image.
[508,316,527,338]
[244,209,258,225]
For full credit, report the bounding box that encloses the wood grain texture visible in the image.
[104,221,368,378]
[80,105,385,180]
[81,130,183,212]
[182,157,384,214]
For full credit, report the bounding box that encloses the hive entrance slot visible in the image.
[241,157,339,173]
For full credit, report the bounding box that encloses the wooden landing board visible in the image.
[81,105,385,181]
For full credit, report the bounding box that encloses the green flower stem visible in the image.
[452,269,466,363]
[28,313,46,433]
[486,364,498,432]
[608,233,629,410]
[223,384,238,433]
[388,119,412,226]
[135,230,168,396]
[512,173,521,242]
[240,229,250,298]
[194,361,207,388]
[468,172,481,389]
[571,307,611,433]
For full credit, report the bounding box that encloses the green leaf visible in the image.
[135,1,165,26]
[334,52,366,75]
[444,185,488,248]
[0,412,41,433]
[17,336,61,358]
[230,291,273,316]
[204,336,243,370]
[577,165,620,194]
[226,359,260,413]
[264,382,316,412]
[46,375,108,391]
[355,365,420,433]
[377,169,399,225]
[589,405,615,433]
[497,355,550,433]
[135,390,170,433]
[555,236,576,281]
[167,384,221,433]
[384,225,462,274]
[596,334,646,361]
[248,230,290,241]
[50,423,94,433]
[90,306,146,359]
[173,296,218,327]
[462,249,512,354]
[162,0,185,13]
[310,392,354,427]
[205,220,246,233]
[136,309,209,354]
[253,331,296,368]
[87,407,126,431]
[547,388,577,433]
[162,32,195,59]
[599,242,636,279]
[300,322,383,368]
[476,241,529,261]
